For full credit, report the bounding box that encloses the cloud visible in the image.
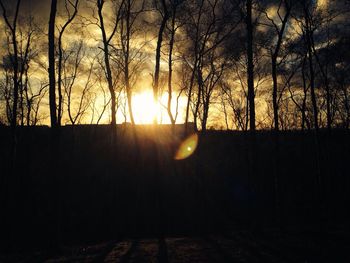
[1,0,50,18]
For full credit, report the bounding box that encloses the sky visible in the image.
[1,0,349,129]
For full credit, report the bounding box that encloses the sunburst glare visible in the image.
[174,133,199,160]
[132,91,159,124]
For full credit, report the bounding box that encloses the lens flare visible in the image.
[174,133,199,160]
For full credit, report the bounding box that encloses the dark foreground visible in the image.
[0,125,349,261]
[2,229,350,262]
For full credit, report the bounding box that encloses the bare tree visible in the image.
[91,69,111,125]
[63,41,94,125]
[298,0,319,130]
[165,0,182,126]
[48,0,58,127]
[182,0,240,131]
[0,67,14,124]
[183,0,204,132]
[152,0,169,124]
[199,54,226,131]
[57,0,79,125]
[221,80,248,131]
[25,82,48,126]
[96,0,123,126]
[246,0,255,131]
[0,0,21,128]
[119,0,145,125]
[16,17,36,126]
[261,0,292,131]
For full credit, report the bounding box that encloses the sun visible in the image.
[98,88,188,124]
[132,90,159,124]
[119,88,187,125]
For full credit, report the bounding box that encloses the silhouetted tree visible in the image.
[0,0,21,129]
[165,0,183,127]
[261,0,292,131]
[96,0,123,126]
[182,0,240,131]
[246,0,255,131]
[63,41,94,125]
[152,0,169,124]
[57,0,79,126]
[299,0,319,130]
[48,0,58,128]
[119,0,145,125]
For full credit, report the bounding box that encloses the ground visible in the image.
[2,227,350,262]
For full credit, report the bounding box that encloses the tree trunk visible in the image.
[25,70,31,126]
[57,0,78,126]
[184,61,196,132]
[11,5,20,129]
[246,0,255,131]
[271,3,290,131]
[185,0,203,133]
[301,56,308,131]
[311,38,331,130]
[153,0,168,124]
[201,97,209,132]
[48,0,58,128]
[124,0,135,125]
[272,57,279,131]
[307,37,318,131]
[304,10,318,130]
[57,38,63,126]
[97,0,116,126]
[167,5,176,126]
[194,62,203,131]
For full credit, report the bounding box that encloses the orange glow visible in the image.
[129,89,187,124]
[132,91,158,124]
[174,133,199,160]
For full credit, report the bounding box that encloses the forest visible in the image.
[1,0,350,262]
[0,0,349,130]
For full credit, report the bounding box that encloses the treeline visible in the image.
[0,0,349,131]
